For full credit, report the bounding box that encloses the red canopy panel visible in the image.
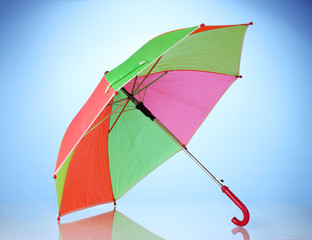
[59,103,114,216]
[55,76,115,173]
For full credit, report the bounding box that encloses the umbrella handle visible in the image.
[221,186,250,226]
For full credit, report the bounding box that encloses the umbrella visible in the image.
[54,22,253,226]
[59,210,163,240]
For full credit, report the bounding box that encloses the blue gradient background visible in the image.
[0,0,311,239]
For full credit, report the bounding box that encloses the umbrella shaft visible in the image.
[153,119,223,188]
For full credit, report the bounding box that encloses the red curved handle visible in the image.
[222,186,250,226]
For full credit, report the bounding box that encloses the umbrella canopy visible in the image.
[59,210,163,240]
[54,23,252,224]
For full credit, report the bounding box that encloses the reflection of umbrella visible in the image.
[232,227,250,240]
[54,23,252,226]
[59,210,163,240]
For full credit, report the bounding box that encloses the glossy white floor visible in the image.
[1,199,311,240]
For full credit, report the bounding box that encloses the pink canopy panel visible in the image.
[124,70,237,145]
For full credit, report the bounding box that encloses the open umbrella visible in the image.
[54,22,253,226]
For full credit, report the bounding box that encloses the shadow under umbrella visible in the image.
[59,210,163,240]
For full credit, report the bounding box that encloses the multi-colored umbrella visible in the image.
[54,22,252,226]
